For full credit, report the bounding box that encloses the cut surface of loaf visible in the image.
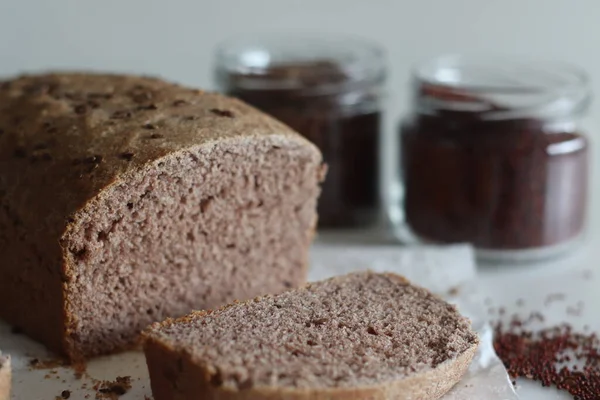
[0,352,10,400]
[143,271,479,400]
[0,73,324,361]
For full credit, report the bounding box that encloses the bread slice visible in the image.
[0,352,10,400]
[143,271,479,400]
[0,73,324,361]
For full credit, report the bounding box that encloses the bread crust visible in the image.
[0,355,10,400]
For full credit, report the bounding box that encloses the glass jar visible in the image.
[214,34,386,229]
[397,55,592,262]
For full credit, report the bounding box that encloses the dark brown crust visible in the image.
[0,72,322,361]
[142,272,479,400]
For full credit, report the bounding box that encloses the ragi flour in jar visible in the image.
[398,55,591,262]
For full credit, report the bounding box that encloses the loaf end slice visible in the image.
[0,352,10,400]
[143,271,479,400]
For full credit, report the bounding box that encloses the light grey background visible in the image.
[1,0,599,223]
[1,0,598,119]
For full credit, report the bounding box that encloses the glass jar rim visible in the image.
[214,32,386,95]
[411,54,592,120]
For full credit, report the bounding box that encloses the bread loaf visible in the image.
[0,352,9,400]
[0,73,324,361]
[143,271,479,400]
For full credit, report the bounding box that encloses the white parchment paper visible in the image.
[2,243,518,399]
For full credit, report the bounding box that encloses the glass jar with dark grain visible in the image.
[397,56,592,262]
[214,34,386,229]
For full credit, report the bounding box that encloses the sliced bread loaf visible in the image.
[0,73,325,361]
[0,352,10,400]
[143,271,479,400]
